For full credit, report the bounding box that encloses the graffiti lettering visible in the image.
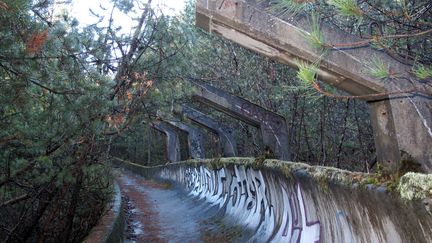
[159,165,321,242]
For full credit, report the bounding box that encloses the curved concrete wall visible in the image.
[114,158,432,243]
[84,181,124,243]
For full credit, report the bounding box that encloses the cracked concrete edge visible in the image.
[110,156,432,202]
[83,180,124,243]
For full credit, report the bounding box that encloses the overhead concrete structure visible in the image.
[195,0,432,172]
[151,121,181,163]
[157,111,205,159]
[191,80,290,160]
[166,120,205,159]
[177,105,238,157]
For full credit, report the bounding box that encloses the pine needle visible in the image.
[413,65,432,80]
[368,58,390,80]
[327,0,363,18]
[269,0,309,17]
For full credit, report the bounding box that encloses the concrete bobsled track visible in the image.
[112,157,432,243]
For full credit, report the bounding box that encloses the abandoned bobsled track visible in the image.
[104,157,432,243]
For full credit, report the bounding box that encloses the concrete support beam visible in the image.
[178,105,238,157]
[166,120,206,159]
[191,81,290,160]
[368,100,401,167]
[196,0,432,171]
[152,121,181,163]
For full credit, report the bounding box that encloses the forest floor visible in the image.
[116,170,242,242]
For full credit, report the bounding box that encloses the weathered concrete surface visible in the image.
[191,80,290,160]
[156,111,206,159]
[83,182,124,243]
[195,0,432,172]
[113,157,432,243]
[116,168,244,242]
[177,105,238,157]
[166,120,206,159]
[152,121,181,163]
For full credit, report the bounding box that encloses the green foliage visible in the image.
[0,0,30,12]
[294,58,324,101]
[305,15,326,50]
[295,59,318,84]
[138,2,373,169]
[0,7,380,229]
[272,0,432,74]
[368,57,390,79]
[269,0,307,15]
[361,152,427,192]
[0,0,115,241]
[114,0,135,13]
[327,0,363,18]
[413,64,432,80]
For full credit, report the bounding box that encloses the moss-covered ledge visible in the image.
[173,157,376,189]
[110,156,432,202]
[398,173,432,200]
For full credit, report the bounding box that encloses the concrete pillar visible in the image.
[368,100,400,170]
[166,120,206,159]
[178,105,238,157]
[191,80,290,160]
[152,121,181,163]
[195,0,432,171]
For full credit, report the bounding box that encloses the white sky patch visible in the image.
[70,0,186,33]
[153,0,186,15]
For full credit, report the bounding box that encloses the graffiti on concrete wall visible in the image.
[160,165,321,242]
[336,211,354,243]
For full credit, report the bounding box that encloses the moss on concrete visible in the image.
[264,159,369,186]
[219,157,256,165]
[207,158,224,170]
[397,172,432,200]
[112,156,432,202]
[181,159,202,167]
